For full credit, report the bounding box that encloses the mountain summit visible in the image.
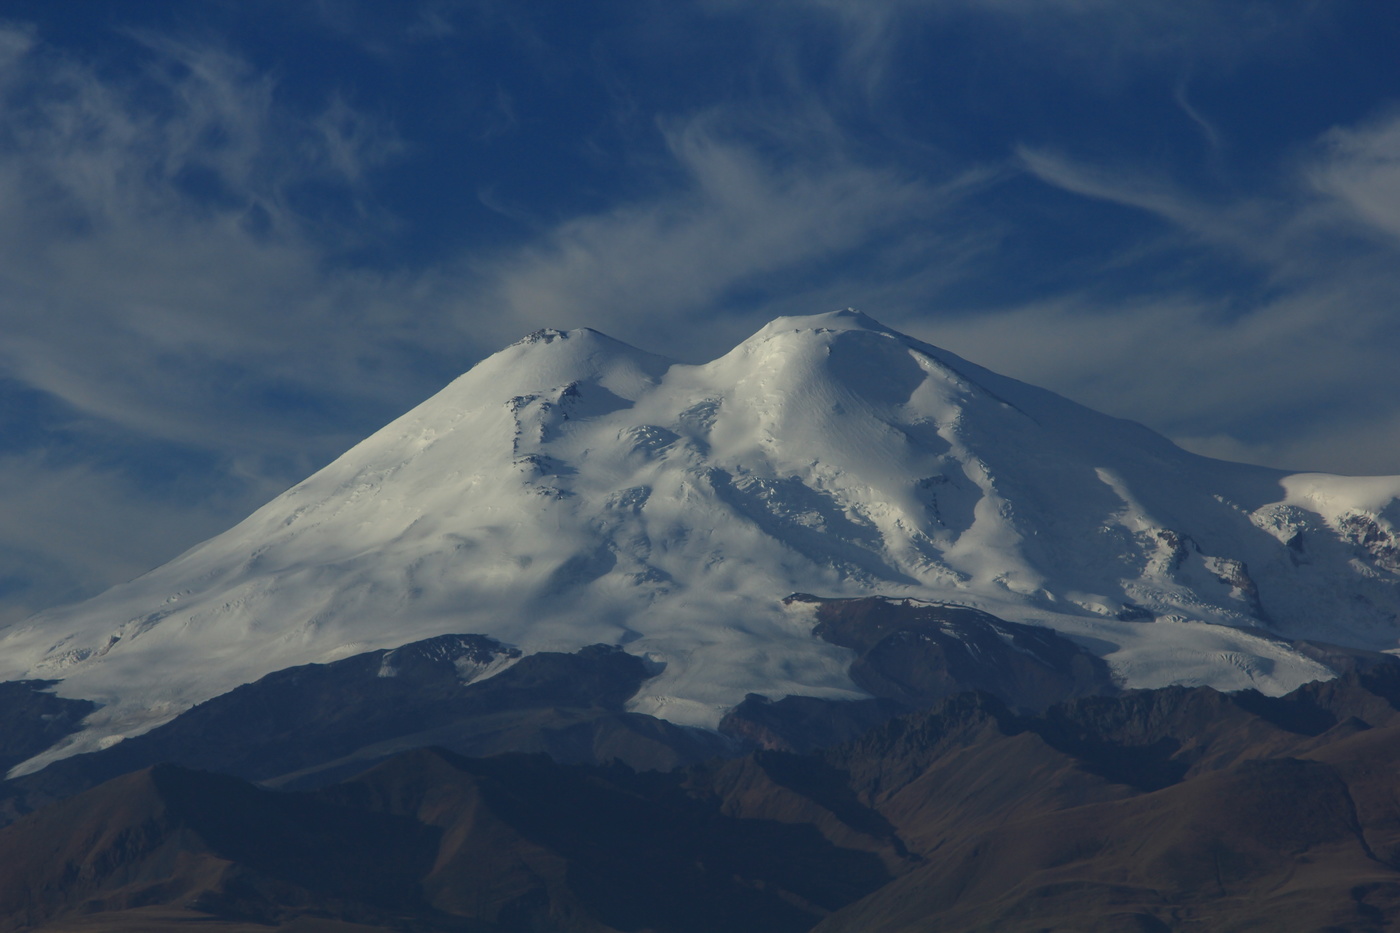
[4,310,1400,766]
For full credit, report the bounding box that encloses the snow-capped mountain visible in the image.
[4,310,1400,768]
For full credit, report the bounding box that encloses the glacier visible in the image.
[3,309,1399,770]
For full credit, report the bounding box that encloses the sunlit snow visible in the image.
[3,310,1397,771]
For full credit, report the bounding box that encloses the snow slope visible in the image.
[4,310,1399,768]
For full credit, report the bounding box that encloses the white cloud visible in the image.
[1014,146,1306,270]
[3,2,1399,628]
[917,283,1394,442]
[468,109,991,359]
[907,123,1400,477]
[0,453,286,625]
[0,27,477,617]
[710,0,1328,97]
[1311,111,1400,243]
[0,28,450,457]
[0,24,996,617]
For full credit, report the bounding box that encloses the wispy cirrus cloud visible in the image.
[912,117,1400,476]
[0,28,424,446]
[0,25,463,618]
[4,0,1400,627]
[1311,111,1400,244]
[468,108,995,359]
[0,18,997,618]
[708,0,1329,100]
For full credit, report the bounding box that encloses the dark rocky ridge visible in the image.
[7,602,1400,930]
[8,670,1400,931]
[720,595,1120,752]
[0,751,893,933]
[0,636,733,824]
[801,594,1120,710]
[0,681,95,775]
[1,597,1124,818]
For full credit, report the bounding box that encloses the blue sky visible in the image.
[4,0,1400,621]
